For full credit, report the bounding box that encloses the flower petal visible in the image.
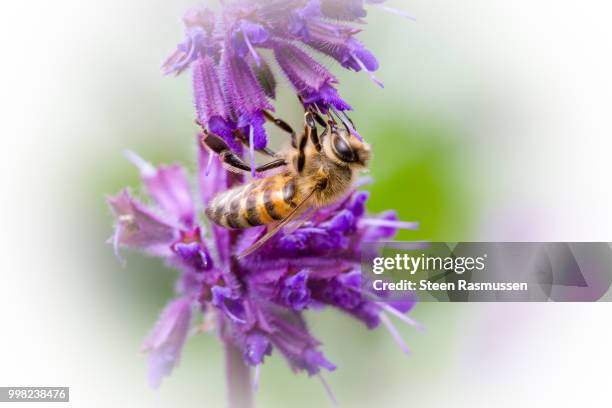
[321,209,355,233]
[193,55,230,133]
[162,7,217,75]
[302,349,336,376]
[244,332,273,366]
[305,20,379,73]
[223,52,272,116]
[241,20,269,44]
[222,52,272,148]
[173,242,213,272]
[212,286,246,324]
[142,297,193,389]
[302,83,352,111]
[126,152,196,228]
[316,273,362,311]
[361,210,402,241]
[262,307,321,370]
[287,0,322,40]
[272,40,351,111]
[273,41,338,97]
[349,191,369,217]
[107,190,177,257]
[280,270,312,311]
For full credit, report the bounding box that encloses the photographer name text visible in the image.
[370,254,528,292]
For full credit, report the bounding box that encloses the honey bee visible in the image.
[201,109,371,257]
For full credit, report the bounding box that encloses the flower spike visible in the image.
[109,0,420,397]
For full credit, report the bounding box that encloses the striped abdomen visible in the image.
[205,175,298,229]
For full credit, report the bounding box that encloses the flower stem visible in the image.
[225,340,254,408]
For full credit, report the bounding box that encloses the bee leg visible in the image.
[304,112,321,152]
[197,118,279,158]
[201,131,252,172]
[264,110,297,148]
[202,131,288,173]
[258,147,280,158]
[298,95,328,128]
[310,109,328,128]
[256,158,288,172]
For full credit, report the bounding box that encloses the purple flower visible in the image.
[107,190,177,260]
[280,270,312,311]
[109,151,214,272]
[162,0,391,152]
[162,6,218,75]
[304,20,382,86]
[192,55,234,147]
[212,286,247,324]
[173,239,212,272]
[109,139,420,391]
[273,41,351,111]
[230,20,270,64]
[222,53,272,149]
[287,0,322,40]
[302,349,337,376]
[243,332,273,366]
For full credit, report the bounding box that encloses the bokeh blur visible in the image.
[2,0,612,407]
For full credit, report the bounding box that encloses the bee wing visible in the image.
[282,207,315,236]
[238,187,319,259]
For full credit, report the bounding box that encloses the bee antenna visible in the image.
[330,107,356,134]
[342,111,356,130]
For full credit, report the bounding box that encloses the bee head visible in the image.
[324,127,371,168]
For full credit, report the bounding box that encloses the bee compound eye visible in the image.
[332,135,355,162]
